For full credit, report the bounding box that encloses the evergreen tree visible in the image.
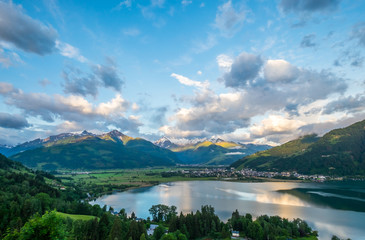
[109,217,124,240]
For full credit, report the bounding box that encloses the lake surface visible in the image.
[91,181,365,239]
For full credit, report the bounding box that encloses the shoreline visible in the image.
[87,177,309,200]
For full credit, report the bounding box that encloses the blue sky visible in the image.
[0,0,365,145]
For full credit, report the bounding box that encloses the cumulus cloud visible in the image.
[161,52,348,142]
[0,112,30,129]
[300,34,316,48]
[93,59,124,92]
[250,115,305,137]
[61,59,124,97]
[279,0,340,13]
[95,94,129,116]
[323,94,365,114]
[62,67,99,97]
[0,1,57,55]
[264,59,299,82]
[222,52,263,88]
[216,54,233,71]
[0,82,135,129]
[160,90,251,138]
[171,73,209,89]
[214,0,245,37]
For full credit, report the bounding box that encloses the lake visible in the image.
[91,181,365,239]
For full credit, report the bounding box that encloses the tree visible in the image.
[161,233,177,240]
[4,210,65,240]
[153,225,165,240]
[220,224,230,239]
[139,233,146,240]
[98,213,112,240]
[247,221,264,240]
[109,217,124,240]
[128,220,141,240]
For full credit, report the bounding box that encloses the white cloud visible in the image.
[171,73,209,89]
[250,115,305,137]
[214,0,245,37]
[159,125,205,138]
[0,82,141,134]
[96,94,129,116]
[216,54,233,71]
[56,41,87,63]
[264,59,299,82]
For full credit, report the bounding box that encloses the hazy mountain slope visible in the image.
[155,138,271,165]
[0,130,94,157]
[232,119,365,175]
[11,131,177,170]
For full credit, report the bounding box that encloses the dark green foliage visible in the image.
[232,119,365,175]
[149,204,177,222]
[229,210,316,240]
[4,210,66,240]
[163,205,222,239]
[153,225,166,240]
[0,154,104,238]
[1,154,320,240]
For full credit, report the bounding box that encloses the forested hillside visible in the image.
[232,119,365,175]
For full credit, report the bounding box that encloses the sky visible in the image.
[0,0,365,146]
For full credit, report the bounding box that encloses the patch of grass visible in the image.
[56,212,98,221]
[294,236,318,240]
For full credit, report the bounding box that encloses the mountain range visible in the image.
[1,130,270,170]
[9,130,177,170]
[154,137,271,165]
[231,119,365,176]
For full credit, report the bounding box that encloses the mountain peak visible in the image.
[108,130,125,137]
[154,136,178,149]
[210,137,225,143]
[81,130,93,135]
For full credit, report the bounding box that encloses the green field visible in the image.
[56,212,98,221]
[55,167,218,197]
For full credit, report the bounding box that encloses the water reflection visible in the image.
[90,181,365,240]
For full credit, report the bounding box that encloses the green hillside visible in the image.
[231,119,365,176]
[11,131,177,170]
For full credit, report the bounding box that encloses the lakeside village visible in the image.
[164,167,346,182]
[63,167,363,182]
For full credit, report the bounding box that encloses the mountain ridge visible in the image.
[10,130,178,170]
[154,136,271,165]
[231,119,365,176]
